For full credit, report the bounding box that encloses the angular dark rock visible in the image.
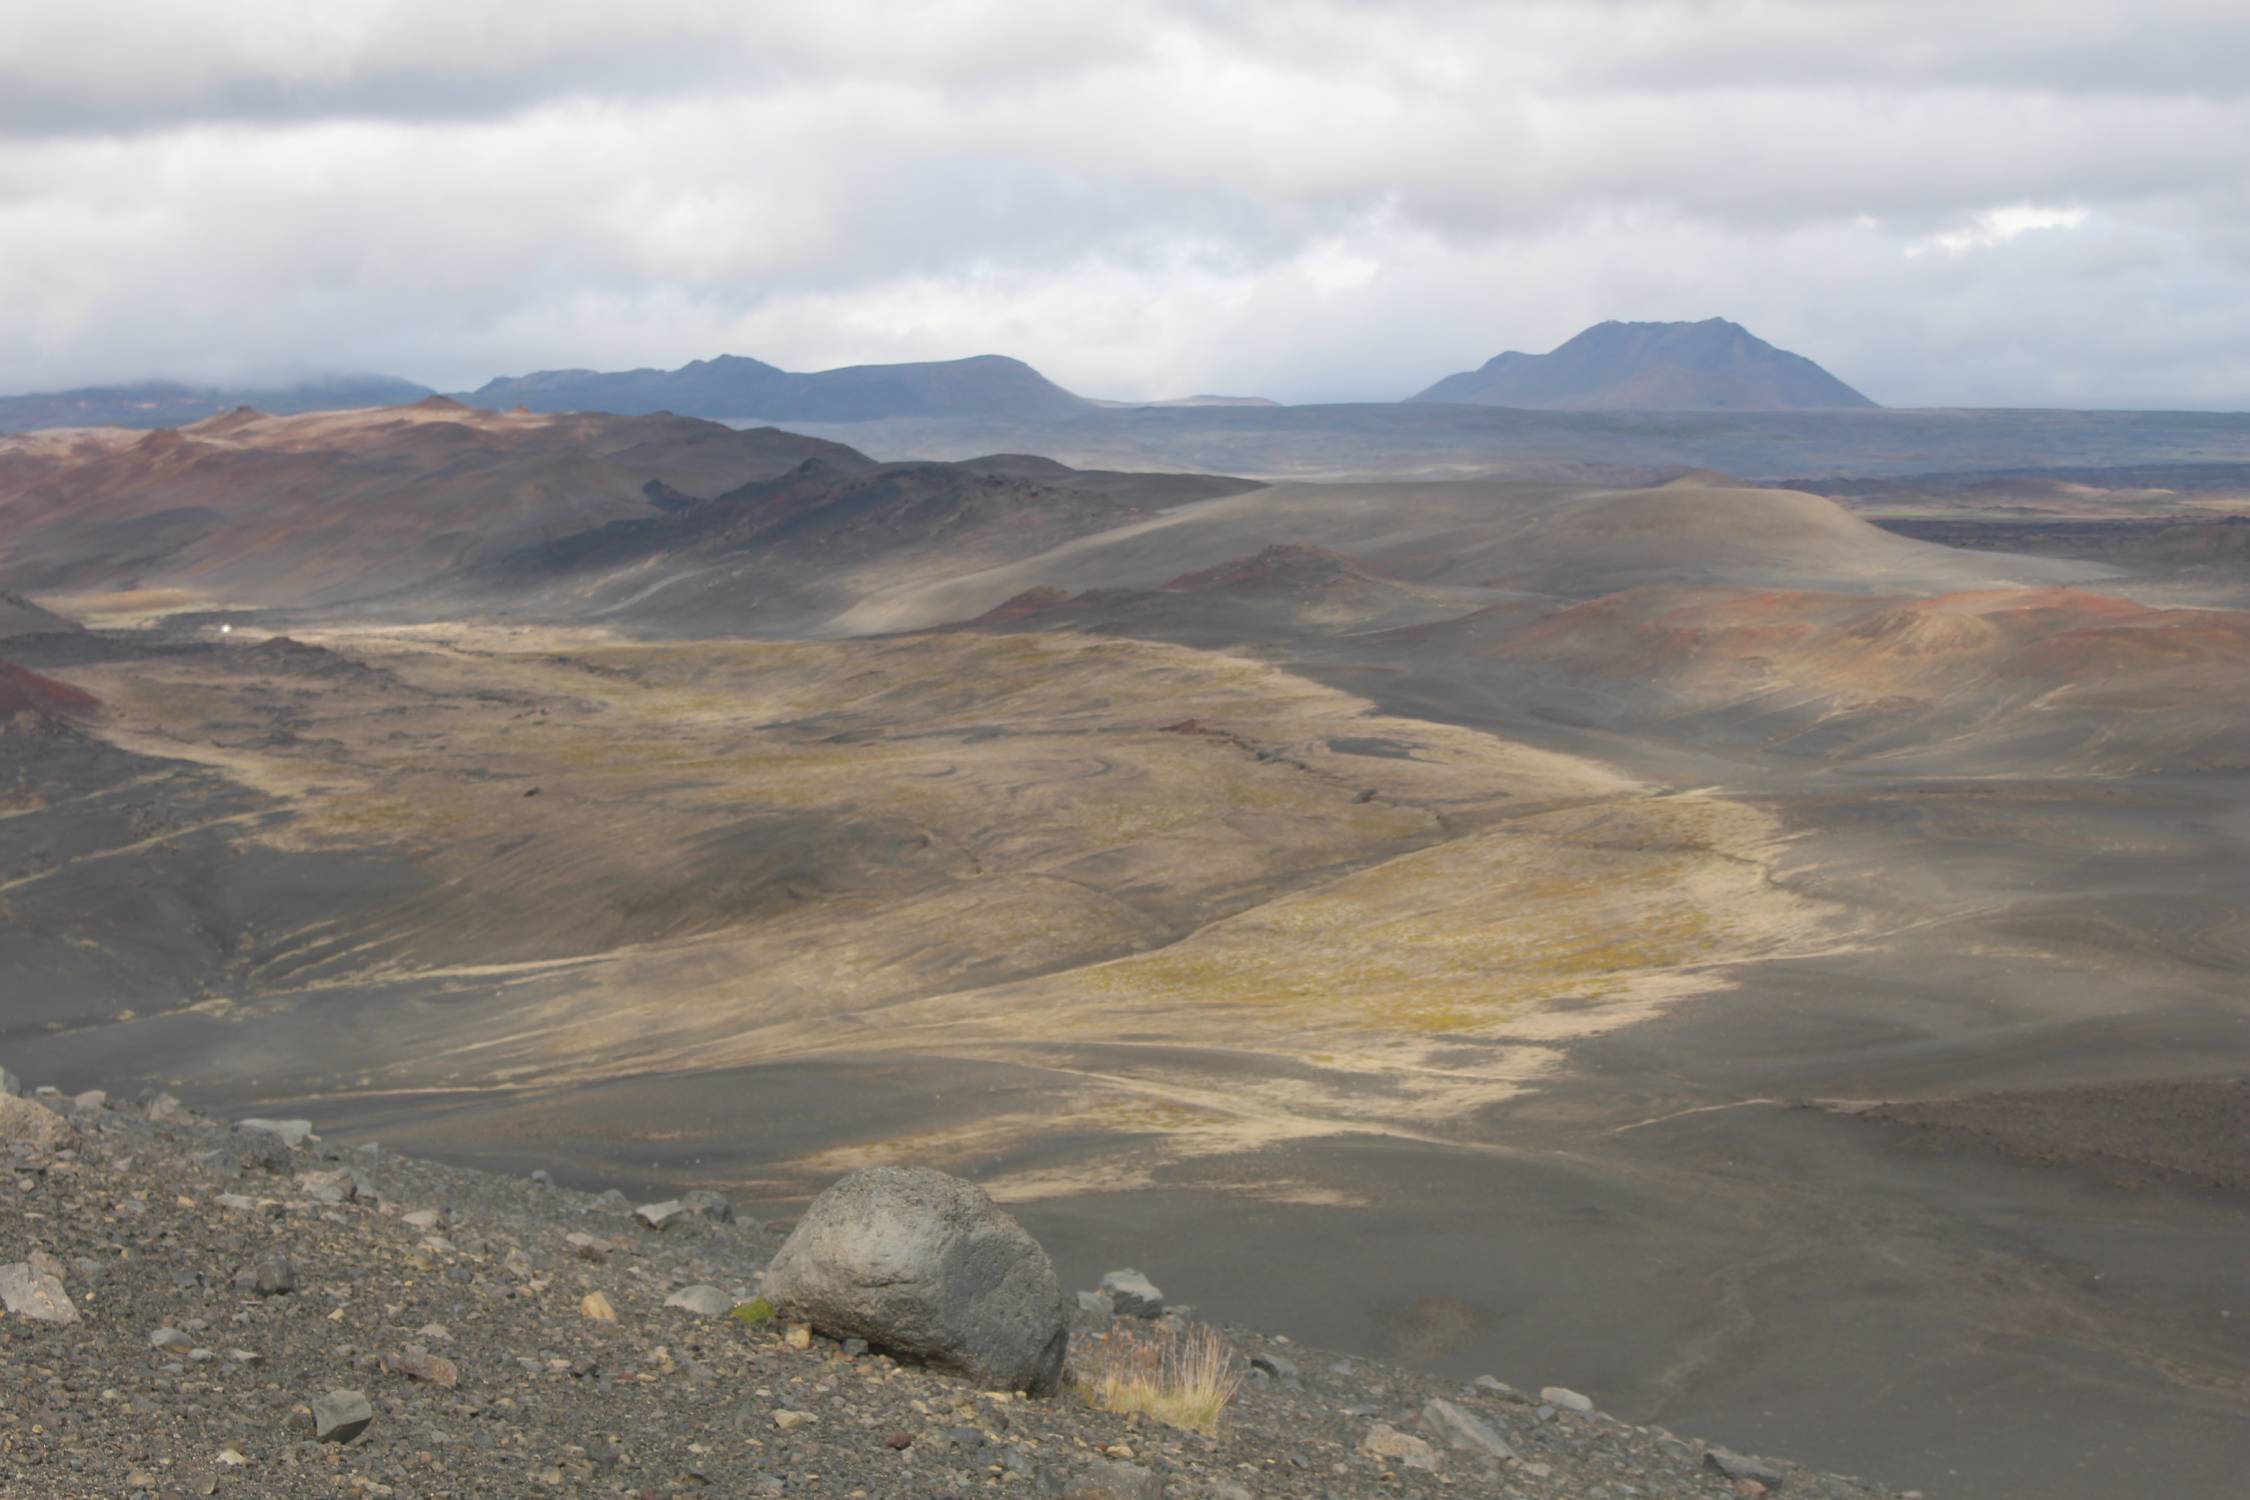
[1708,1446,1791,1487]
[311,1390,373,1444]
[634,1199,686,1231]
[1422,1396,1518,1462]
[1099,1268,1165,1318]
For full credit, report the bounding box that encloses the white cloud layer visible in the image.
[5,0,2249,407]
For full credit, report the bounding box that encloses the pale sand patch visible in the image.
[56,623,1841,1194]
[38,588,225,629]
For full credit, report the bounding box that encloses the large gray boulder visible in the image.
[761,1165,1068,1394]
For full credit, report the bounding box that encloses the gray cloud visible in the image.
[4,0,2248,408]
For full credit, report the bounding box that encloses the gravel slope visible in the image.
[1,1081,1915,1500]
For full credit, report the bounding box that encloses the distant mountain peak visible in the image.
[1410,318,1875,411]
[462,352,1091,423]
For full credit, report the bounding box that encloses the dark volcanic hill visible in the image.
[1408,318,1876,411]
[0,590,81,639]
[468,452,1261,634]
[464,353,1093,423]
[0,375,436,433]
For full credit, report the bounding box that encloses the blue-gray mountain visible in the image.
[462,353,1093,423]
[1410,318,1876,411]
[0,375,436,433]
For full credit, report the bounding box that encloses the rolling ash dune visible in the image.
[973,544,1531,645]
[1367,585,2250,771]
[833,473,2101,635]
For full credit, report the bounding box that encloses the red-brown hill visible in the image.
[0,403,874,607]
[0,657,99,724]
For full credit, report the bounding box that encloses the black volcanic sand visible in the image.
[91,1045,2250,1500]
[1864,1079,2250,1192]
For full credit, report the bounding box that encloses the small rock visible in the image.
[146,1092,192,1123]
[0,1263,77,1323]
[249,1258,298,1296]
[69,1088,108,1112]
[237,1118,314,1148]
[296,1169,356,1204]
[1473,1374,1527,1401]
[529,1169,552,1185]
[783,1321,812,1349]
[772,1409,810,1430]
[0,1094,75,1151]
[229,1130,293,1174]
[150,1326,194,1352]
[1541,1385,1595,1414]
[381,1345,458,1387]
[580,1290,619,1322]
[1360,1422,1439,1472]
[1706,1446,1789,1488]
[680,1188,734,1223]
[1100,1268,1165,1318]
[1065,1458,1164,1500]
[1422,1396,1518,1462]
[565,1230,608,1261]
[664,1284,733,1317]
[1250,1349,1299,1381]
[401,1208,447,1231]
[311,1389,373,1444]
[634,1199,686,1231]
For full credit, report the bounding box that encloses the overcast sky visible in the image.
[6,0,2249,408]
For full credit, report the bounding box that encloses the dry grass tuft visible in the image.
[1075,1323,1244,1435]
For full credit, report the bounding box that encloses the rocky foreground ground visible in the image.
[1,1075,1920,1499]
